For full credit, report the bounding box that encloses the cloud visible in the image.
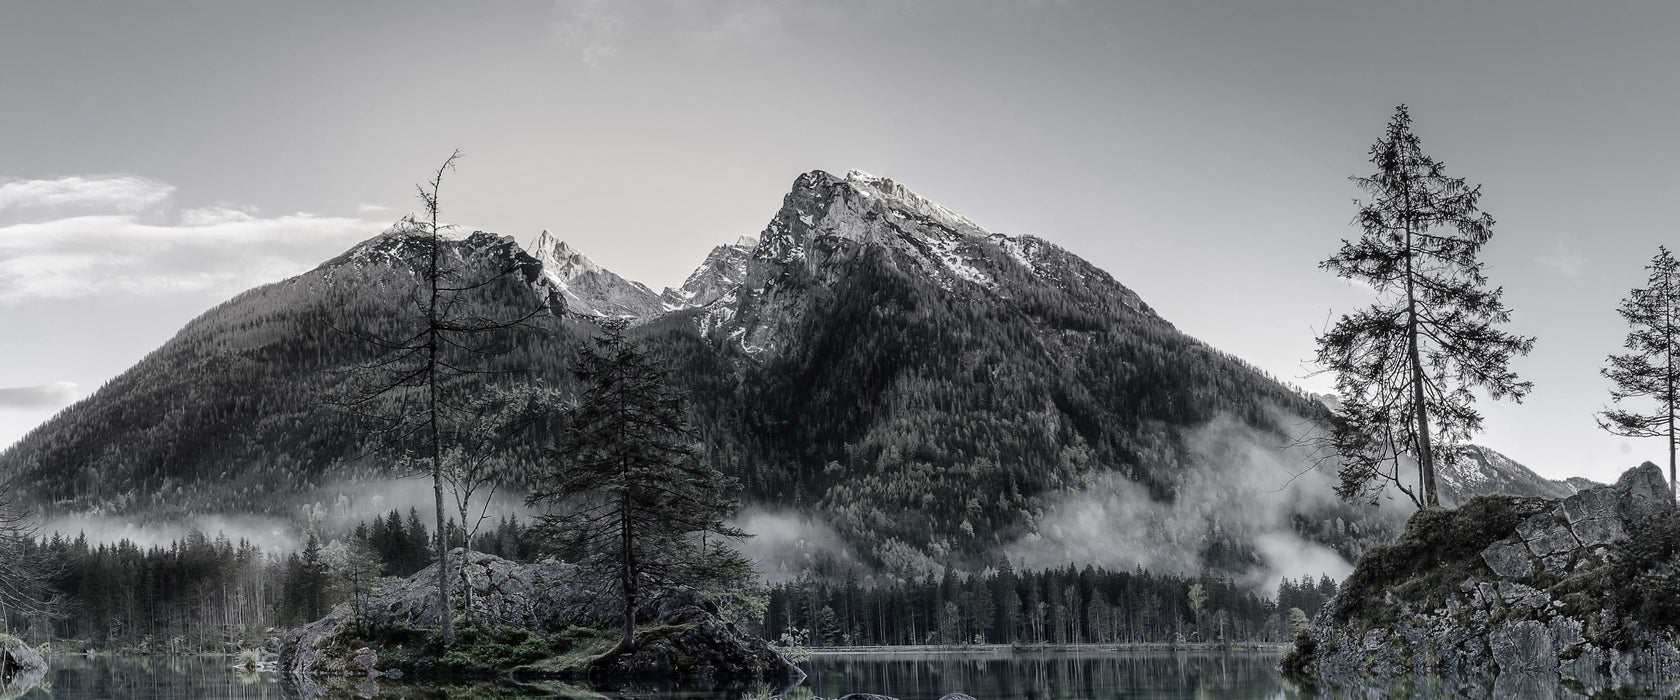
[1251,531,1354,597]
[39,512,298,553]
[0,175,174,220]
[548,0,811,64]
[0,177,387,305]
[551,0,625,64]
[733,508,867,583]
[0,382,78,410]
[1003,411,1406,592]
[178,205,257,226]
[1536,240,1586,277]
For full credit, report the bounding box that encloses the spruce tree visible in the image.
[529,318,750,659]
[1601,246,1680,497]
[1316,104,1534,507]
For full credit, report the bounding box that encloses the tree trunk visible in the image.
[458,512,476,626]
[620,488,636,652]
[428,223,454,647]
[1404,221,1438,507]
[1669,332,1676,501]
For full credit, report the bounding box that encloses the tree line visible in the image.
[3,515,1337,653]
[0,510,539,651]
[763,566,1338,647]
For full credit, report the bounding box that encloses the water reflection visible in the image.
[8,651,1680,699]
[798,650,1285,700]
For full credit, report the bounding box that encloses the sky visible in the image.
[1,1,1678,486]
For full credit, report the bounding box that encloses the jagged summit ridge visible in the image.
[693,168,1160,357]
[756,169,991,272]
[661,236,757,309]
[530,230,604,280]
[527,231,664,318]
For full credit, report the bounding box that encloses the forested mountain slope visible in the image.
[0,230,579,518]
[0,169,1558,582]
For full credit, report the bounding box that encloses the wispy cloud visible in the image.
[0,176,386,304]
[551,0,625,64]
[548,0,810,64]
[0,382,78,410]
[1536,240,1587,277]
[178,205,257,226]
[0,175,174,220]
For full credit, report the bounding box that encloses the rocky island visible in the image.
[278,549,799,690]
[1284,462,1680,691]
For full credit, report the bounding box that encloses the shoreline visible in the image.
[807,642,1290,655]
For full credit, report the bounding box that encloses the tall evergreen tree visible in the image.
[529,318,750,659]
[1316,105,1534,508]
[1601,246,1680,497]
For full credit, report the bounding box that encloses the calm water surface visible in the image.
[8,651,1680,699]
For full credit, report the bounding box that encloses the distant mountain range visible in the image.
[0,169,1583,582]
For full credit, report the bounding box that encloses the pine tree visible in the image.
[1601,246,1680,497]
[529,318,750,659]
[298,532,328,623]
[1316,104,1535,508]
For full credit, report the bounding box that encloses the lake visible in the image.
[7,650,1680,698]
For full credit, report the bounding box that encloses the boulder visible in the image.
[1481,540,1533,578]
[1488,620,1551,674]
[1571,517,1624,547]
[0,635,47,693]
[1286,463,1680,688]
[1615,461,1673,523]
[1561,487,1617,524]
[279,549,799,684]
[1516,512,1579,558]
[579,587,801,682]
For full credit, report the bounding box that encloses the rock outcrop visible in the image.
[1286,462,1680,691]
[816,694,977,700]
[0,634,47,693]
[279,549,798,684]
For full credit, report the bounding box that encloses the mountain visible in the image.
[1440,444,1597,503]
[0,229,578,518]
[529,230,666,317]
[647,170,1394,576]
[662,236,758,309]
[3,168,1435,581]
[1312,394,1575,503]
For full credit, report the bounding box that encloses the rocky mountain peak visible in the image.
[661,236,759,310]
[526,233,663,318]
[529,229,604,282]
[757,170,989,265]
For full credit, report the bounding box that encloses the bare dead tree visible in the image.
[0,486,58,635]
[328,151,560,645]
[436,383,561,625]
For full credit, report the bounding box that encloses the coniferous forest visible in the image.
[9,514,1333,653]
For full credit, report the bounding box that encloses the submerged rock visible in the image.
[278,549,798,684]
[0,634,47,693]
[1285,462,1680,689]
